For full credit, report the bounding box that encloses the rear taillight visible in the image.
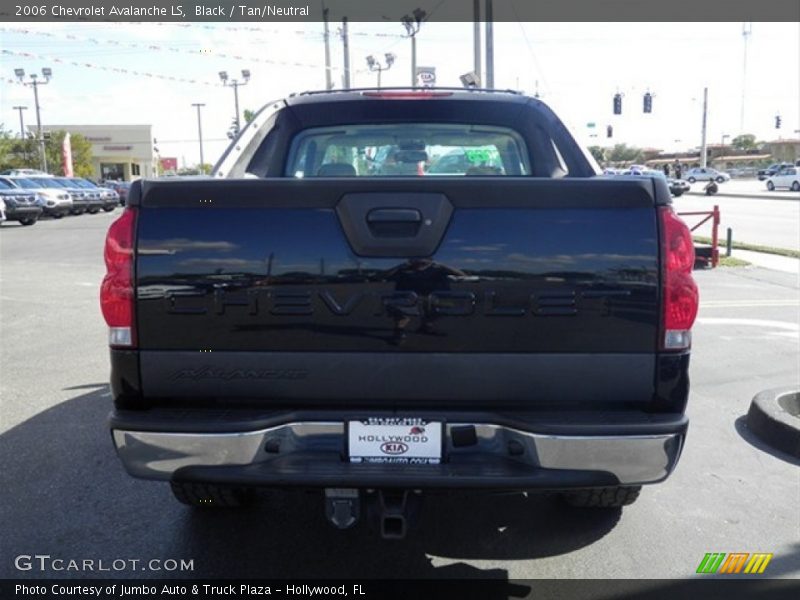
[100,208,136,347]
[659,206,699,350]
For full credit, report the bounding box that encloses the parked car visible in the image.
[105,181,132,205]
[1,176,73,218]
[27,177,91,215]
[757,162,792,180]
[52,177,104,214]
[70,178,119,212]
[684,167,730,183]
[105,89,698,536]
[765,166,800,191]
[617,168,689,197]
[0,197,6,223]
[0,184,43,225]
[0,168,52,177]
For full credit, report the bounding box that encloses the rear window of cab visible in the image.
[285,123,531,177]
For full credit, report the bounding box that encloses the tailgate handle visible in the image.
[367,208,422,224]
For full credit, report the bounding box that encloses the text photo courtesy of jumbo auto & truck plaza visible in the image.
[0,1,799,599]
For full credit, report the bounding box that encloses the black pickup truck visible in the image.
[103,89,698,538]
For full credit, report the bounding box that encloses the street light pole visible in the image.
[366,53,396,89]
[219,70,250,136]
[700,87,708,168]
[401,8,425,87]
[192,103,205,171]
[12,105,27,138]
[15,67,52,172]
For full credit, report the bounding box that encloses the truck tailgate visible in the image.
[133,177,660,406]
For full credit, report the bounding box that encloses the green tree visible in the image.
[731,134,757,151]
[587,145,606,163]
[243,109,256,124]
[607,143,643,163]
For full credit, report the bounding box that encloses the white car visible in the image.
[0,168,52,177]
[0,197,6,223]
[684,167,730,184]
[1,176,73,218]
[766,166,800,192]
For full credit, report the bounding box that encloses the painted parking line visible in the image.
[700,300,800,308]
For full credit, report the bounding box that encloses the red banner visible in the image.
[62,133,74,177]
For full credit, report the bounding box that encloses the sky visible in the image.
[1,21,798,167]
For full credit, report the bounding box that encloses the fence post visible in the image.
[726,228,733,257]
[711,205,720,267]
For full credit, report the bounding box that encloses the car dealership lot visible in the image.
[1,212,798,580]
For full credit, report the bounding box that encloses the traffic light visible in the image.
[775,115,782,129]
[613,93,622,115]
[643,92,652,113]
[606,125,613,138]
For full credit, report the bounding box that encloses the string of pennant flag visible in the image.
[117,21,405,38]
[1,48,220,86]
[0,27,343,72]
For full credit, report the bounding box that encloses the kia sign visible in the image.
[415,66,436,88]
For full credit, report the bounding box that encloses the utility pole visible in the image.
[15,67,51,172]
[219,69,250,136]
[485,0,494,88]
[191,103,205,171]
[700,87,708,168]
[13,105,27,138]
[341,17,351,89]
[740,22,751,133]
[473,0,481,84]
[322,4,333,89]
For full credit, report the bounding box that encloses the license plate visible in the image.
[348,418,442,464]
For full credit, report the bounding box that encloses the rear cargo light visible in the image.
[659,206,699,350]
[100,207,136,347]
[361,91,453,99]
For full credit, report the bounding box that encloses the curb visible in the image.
[746,387,800,458]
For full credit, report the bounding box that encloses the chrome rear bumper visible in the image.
[112,419,685,488]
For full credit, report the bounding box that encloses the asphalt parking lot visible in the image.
[1,211,798,580]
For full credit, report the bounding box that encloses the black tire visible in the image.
[672,190,683,197]
[791,181,800,192]
[687,177,696,183]
[19,217,38,226]
[52,212,64,219]
[562,486,642,508]
[767,181,775,191]
[87,208,99,214]
[170,481,255,508]
[102,206,115,212]
[716,176,725,183]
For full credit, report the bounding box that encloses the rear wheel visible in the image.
[87,208,99,214]
[687,177,696,183]
[102,206,115,212]
[791,181,799,192]
[170,481,256,508]
[767,181,775,191]
[716,176,725,183]
[562,486,641,508]
[19,217,38,226]
[52,212,64,219]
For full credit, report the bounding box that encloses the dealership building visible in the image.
[40,124,156,181]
